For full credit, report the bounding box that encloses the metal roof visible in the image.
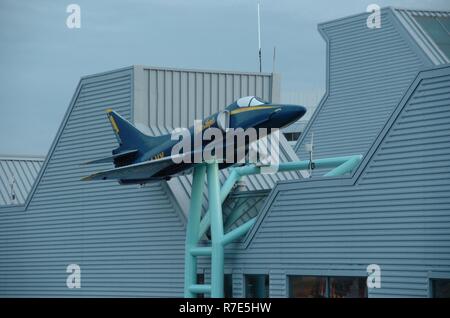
[0,155,44,206]
[294,7,444,172]
[393,8,450,65]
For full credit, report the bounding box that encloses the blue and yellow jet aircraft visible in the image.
[82,96,306,184]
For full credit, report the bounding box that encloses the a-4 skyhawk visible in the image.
[81,96,306,184]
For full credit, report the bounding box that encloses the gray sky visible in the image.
[1,0,449,156]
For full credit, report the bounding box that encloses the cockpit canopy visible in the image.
[236,96,267,107]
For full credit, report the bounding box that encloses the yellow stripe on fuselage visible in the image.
[230,105,276,115]
[108,114,120,134]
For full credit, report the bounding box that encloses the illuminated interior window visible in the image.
[289,276,327,298]
[289,275,367,298]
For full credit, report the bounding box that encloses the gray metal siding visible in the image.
[232,270,244,298]
[295,9,429,167]
[0,68,187,297]
[269,271,287,298]
[0,156,43,206]
[228,66,450,298]
[134,66,274,134]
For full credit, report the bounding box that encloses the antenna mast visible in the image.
[257,2,262,72]
[272,46,276,73]
[306,132,315,178]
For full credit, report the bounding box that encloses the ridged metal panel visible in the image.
[134,66,274,134]
[294,8,430,173]
[224,66,450,298]
[232,270,244,297]
[0,156,43,205]
[133,66,303,216]
[393,8,450,65]
[0,68,187,297]
[269,271,287,298]
[222,190,269,231]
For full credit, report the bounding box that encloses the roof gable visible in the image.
[294,7,431,172]
[245,64,450,248]
[0,155,44,205]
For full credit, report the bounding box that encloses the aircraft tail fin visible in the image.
[106,109,167,153]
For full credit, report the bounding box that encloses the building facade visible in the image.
[0,7,449,297]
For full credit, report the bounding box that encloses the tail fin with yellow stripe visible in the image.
[106,109,169,155]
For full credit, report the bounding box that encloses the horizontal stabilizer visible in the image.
[81,153,188,181]
[82,149,138,165]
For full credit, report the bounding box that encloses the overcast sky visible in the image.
[0,0,449,156]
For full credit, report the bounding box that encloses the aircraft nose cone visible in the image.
[270,105,307,128]
[288,105,307,120]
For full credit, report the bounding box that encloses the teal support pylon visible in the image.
[183,160,228,298]
[183,154,363,298]
[198,169,240,240]
[197,155,363,240]
[324,154,363,177]
[183,164,206,298]
[224,199,255,230]
[207,161,225,298]
[222,218,257,246]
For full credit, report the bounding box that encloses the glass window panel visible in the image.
[224,274,233,298]
[289,276,327,298]
[236,96,255,107]
[414,16,450,58]
[438,17,450,33]
[245,274,269,298]
[249,97,266,106]
[329,277,367,298]
[236,96,266,107]
[284,132,301,141]
[432,279,450,298]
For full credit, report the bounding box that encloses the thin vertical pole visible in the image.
[258,2,262,73]
[207,161,225,298]
[184,164,206,297]
[272,46,276,74]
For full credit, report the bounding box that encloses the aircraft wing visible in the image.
[81,154,186,181]
[82,149,138,165]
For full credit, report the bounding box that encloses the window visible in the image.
[414,15,450,59]
[329,277,367,298]
[289,276,367,298]
[284,132,301,142]
[431,279,450,298]
[289,276,327,298]
[236,96,267,107]
[245,274,269,298]
[224,274,233,298]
